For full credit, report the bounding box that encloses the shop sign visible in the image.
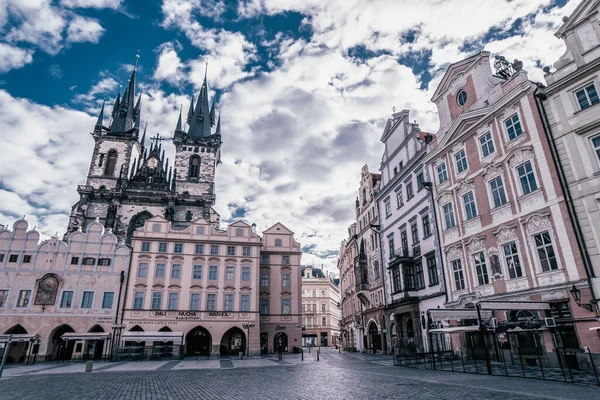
[208,312,229,317]
[275,325,286,331]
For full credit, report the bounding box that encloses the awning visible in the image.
[122,331,184,344]
[479,301,550,311]
[0,334,40,343]
[429,326,480,334]
[428,309,492,321]
[62,332,111,341]
[589,326,600,331]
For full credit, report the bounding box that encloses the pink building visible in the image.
[424,52,599,368]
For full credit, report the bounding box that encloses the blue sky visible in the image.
[0,0,579,273]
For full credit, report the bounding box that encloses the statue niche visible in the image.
[34,273,61,306]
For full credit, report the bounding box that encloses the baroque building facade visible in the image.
[338,225,361,351]
[67,65,222,243]
[300,266,341,347]
[538,0,600,313]
[423,51,599,368]
[375,110,447,357]
[0,218,130,363]
[353,165,386,353]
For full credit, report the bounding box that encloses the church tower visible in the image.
[67,60,222,243]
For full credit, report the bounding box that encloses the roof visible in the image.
[302,267,326,278]
[431,52,487,102]
[555,0,599,38]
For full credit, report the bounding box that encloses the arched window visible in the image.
[189,156,200,179]
[104,150,117,176]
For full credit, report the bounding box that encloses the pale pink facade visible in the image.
[424,51,599,367]
[0,218,130,363]
[338,224,361,351]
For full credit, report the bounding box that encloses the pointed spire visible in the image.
[168,166,172,188]
[111,92,121,118]
[134,92,142,130]
[176,105,183,131]
[110,55,138,133]
[140,122,147,147]
[209,98,216,127]
[95,99,105,132]
[215,111,221,135]
[186,94,195,125]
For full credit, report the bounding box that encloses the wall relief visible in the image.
[34,273,61,306]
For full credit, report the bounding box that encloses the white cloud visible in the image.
[60,0,123,9]
[153,41,186,86]
[0,43,33,73]
[66,15,105,44]
[74,77,119,111]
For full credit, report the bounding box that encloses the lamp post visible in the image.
[570,284,593,312]
[242,322,255,357]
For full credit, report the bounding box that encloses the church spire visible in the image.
[215,111,221,135]
[175,105,183,131]
[95,99,105,133]
[186,62,212,138]
[209,97,216,127]
[140,122,147,147]
[110,55,139,133]
[186,94,195,125]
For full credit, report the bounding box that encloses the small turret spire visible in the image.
[176,105,183,131]
[95,99,105,132]
[111,92,121,118]
[186,94,195,125]
[209,98,216,127]
[140,122,147,146]
[215,111,221,135]
[134,91,142,130]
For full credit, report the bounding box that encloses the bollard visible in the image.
[317,349,320,362]
[338,346,341,354]
[85,360,93,373]
[301,350,304,362]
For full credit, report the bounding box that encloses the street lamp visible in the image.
[242,322,255,357]
[569,284,593,312]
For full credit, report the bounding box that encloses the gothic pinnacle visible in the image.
[176,105,183,131]
[95,99,105,130]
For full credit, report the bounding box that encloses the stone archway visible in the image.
[86,325,105,360]
[220,327,246,356]
[3,325,28,363]
[185,326,212,357]
[49,324,75,361]
[274,332,288,353]
[368,321,381,352]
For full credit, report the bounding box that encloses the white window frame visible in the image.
[190,292,201,311]
[225,266,235,281]
[533,231,560,273]
[437,162,448,184]
[592,135,600,167]
[193,265,202,280]
[167,292,179,310]
[384,198,392,218]
[101,291,115,309]
[574,82,600,110]
[504,113,524,141]
[171,264,182,279]
[240,294,250,312]
[462,191,478,221]
[442,202,456,230]
[515,160,538,196]
[151,291,163,310]
[450,259,466,292]
[58,289,74,309]
[133,291,145,309]
[80,290,95,309]
[478,131,496,159]
[455,149,469,174]
[0,288,10,309]
[487,175,508,209]
[500,240,524,279]
[206,293,217,311]
[224,293,234,311]
[472,251,490,287]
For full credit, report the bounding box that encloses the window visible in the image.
[98,258,111,266]
[190,293,200,310]
[171,264,181,279]
[104,149,117,176]
[455,150,468,174]
[437,163,448,184]
[282,255,290,265]
[415,262,425,290]
[83,257,95,265]
[391,267,402,293]
[243,246,251,256]
[236,228,244,236]
[189,156,200,179]
[505,113,523,141]
[463,192,478,220]
[384,199,392,217]
[240,294,250,312]
[575,83,599,110]
[193,265,202,279]
[275,239,282,246]
[174,243,183,253]
[207,294,216,311]
[141,242,150,252]
[60,291,74,308]
[9,254,18,263]
[102,292,114,309]
[503,241,523,278]
[260,273,269,287]
[242,266,250,281]
[133,292,144,309]
[22,255,31,263]
[282,273,291,287]
[403,264,415,291]
[224,294,233,311]
[534,231,559,272]
[479,132,495,158]
[195,244,204,254]
[422,215,431,238]
[152,223,161,232]
[406,182,414,200]
[138,263,148,277]
[473,252,489,286]
[210,245,219,255]
[155,263,165,279]
[321,303,326,312]
[196,226,205,234]
[457,90,467,106]
[227,246,235,256]
[81,291,94,309]
[209,265,218,280]
[168,293,179,310]
[322,317,327,326]
[442,203,456,229]
[152,292,162,309]
[594,136,600,163]
[282,299,291,315]
[396,189,403,208]
[417,173,425,191]
[411,222,419,244]
[452,260,465,291]
[260,298,269,315]
[426,253,439,286]
[489,176,508,208]
[517,161,538,195]
[226,266,234,280]
[158,243,168,253]
[388,236,395,257]
[261,254,270,264]
[70,256,79,265]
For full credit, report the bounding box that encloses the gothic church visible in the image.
[67,63,222,242]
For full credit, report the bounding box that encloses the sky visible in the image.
[0,0,579,275]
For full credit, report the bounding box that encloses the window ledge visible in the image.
[573,101,600,115]
[518,188,543,200]
[490,202,511,213]
[505,132,529,149]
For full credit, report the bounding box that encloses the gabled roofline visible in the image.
[431,52,488,103]
[555,0,600,38]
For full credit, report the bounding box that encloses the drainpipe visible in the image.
[111,270,125,359]
[534,86,597,306]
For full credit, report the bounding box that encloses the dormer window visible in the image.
[457,90,467,106]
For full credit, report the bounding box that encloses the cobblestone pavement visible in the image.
[1,348,599,399]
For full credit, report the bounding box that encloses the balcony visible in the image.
[389,247,416,267]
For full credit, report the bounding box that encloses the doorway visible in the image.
[186,326,212,356]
